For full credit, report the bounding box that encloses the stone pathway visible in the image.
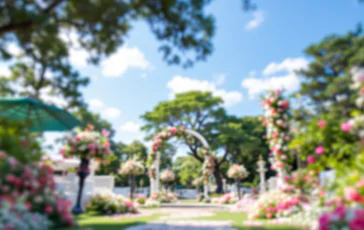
[124,208,236,230]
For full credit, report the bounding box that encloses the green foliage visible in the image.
[0,0,215,68]
[0,118,43,163]
[298,26,364,118]
[173,156,201,186]
[119,140,148,163]
[290,114,358,170]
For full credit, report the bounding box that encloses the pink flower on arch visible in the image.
[315,146,325,155]
[345,187,363,203]
[317,120,327,128]
[341,122,352,132]
[307,156,315,164]
[170,127,177,134]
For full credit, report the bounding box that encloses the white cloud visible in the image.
[101,45,151,77]
[101,107,121,119]
[89,98,104,110]
[59,29,89,67]
[87,98,121,119]
[120,121,141,132]
[242,74,300,99]
[213,73,226,85]
[263,57,309,76]
[0,63,10,78]
[241,57,309,99]
[245,11,264,30]
[167,75,243,107]
[7,43,21,56]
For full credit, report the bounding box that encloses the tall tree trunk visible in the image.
[213,167,224,194]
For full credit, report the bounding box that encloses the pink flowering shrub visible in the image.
[0,151,74,227]
[318,206,364,230]
[248,190,303,219]
[284,169,320,196]
[85,191,138,215]
[149,192,178,203]
[211,193,238,204]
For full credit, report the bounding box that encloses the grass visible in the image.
[59,212,165,230]
[59,210,301,230]
[193,211,301,230]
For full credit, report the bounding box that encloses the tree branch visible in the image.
[0,0,67,35]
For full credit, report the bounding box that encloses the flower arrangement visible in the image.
[248,190,303,219]
[60,128,111,160]
[211,193,238,205]
[120,158,144,176]
[261,90,292,171]
[192,177,204,187]
[149,192,178,203]
[85,191,138,215]
[318,206,364,230]
[227,164,249,180]
[160,169,175,182]
[147,126,214,182]
[0,151,74,227]
[0,200,50,230]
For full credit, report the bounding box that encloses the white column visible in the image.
[204,182,209,199]
[155,152,160,193]
[257,156,267,193]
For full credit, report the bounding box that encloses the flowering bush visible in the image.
[0,151,74,227]
[261,90,292,171]
[149,192,178,203]
[120,158,144,176]
[135,195,147,205]
[144,199,161,208]
[234,194,257,212]
[284,169,320,195]
[211,193,238,205]
[61,128,111,160]
[160,169,175,182]
[227,164,249,180]
[248,190,303,219]
[85,191,138,215]
[147,126,214,182]
[0,200,50,230]
[318,206,364,230]
[192,177,204,187]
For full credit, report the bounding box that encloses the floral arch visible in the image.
[148,126,215,198]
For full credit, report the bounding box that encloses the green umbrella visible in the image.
[0,97,82,132]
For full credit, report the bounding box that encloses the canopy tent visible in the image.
[0,97,81,132]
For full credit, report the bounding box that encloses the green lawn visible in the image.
[60,210,300,230]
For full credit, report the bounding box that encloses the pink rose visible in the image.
[345,187,363,203]
[315,146,325,155]
[101,129,110,137]
[357,180,364,188]
[0,151,7,159]
[307,156,315,164]
[170,127,177,133]
[317,120,327,128]
[341,122,352,132]
[349,213,364,230]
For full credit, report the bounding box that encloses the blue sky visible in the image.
[14,0,364,156]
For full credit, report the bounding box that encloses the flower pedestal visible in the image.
[236,179,241,200]
[129,175,136,200]
[72,158,90,215]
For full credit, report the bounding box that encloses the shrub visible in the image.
[0,151,75,227]
[85,191,138,215]
[149,192,178,203]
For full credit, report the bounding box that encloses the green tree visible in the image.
[0,61,89,109]
[0,0,216,68]
[297,26,364,118]
[119,140,148,163]
[173,156,201,186]
[213,116,271,185]
[141,91,228,193]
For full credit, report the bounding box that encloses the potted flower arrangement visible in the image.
[60,128,111,214]
[120,158,144,200]
[160,169,175,192]
[227,164,249,200]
